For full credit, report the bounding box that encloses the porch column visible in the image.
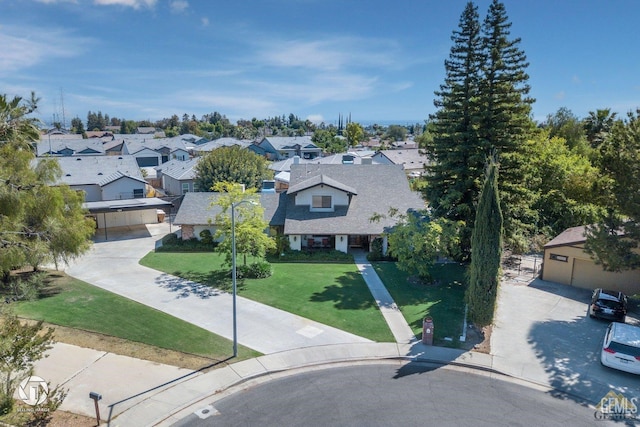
[382,235,389,255]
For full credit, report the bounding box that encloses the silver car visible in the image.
[601,322,640,375]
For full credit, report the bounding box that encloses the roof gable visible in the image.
[287,174,357,196]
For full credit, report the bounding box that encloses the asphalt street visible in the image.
[172,362,618,427]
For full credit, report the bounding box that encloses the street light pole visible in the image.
[231,199,253,358]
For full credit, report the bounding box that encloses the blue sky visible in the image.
[1,0,639,127]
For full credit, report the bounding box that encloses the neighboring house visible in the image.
[189,137,252,156]
[541,225,639,295]
[173,192,284,240]
[36,138,105,156]
[125,136,191,166]
[43,155,148,202]
[36,154,171,229]
[372,148,427,177]
[155,158,200,195]
[269,154,379,192]
[249,136,321,160]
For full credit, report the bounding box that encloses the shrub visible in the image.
[237,262,272,279]
[272,249,353,263]
[199,229,214,245]
[157,235,217,252]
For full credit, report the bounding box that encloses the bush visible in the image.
[157,234,217,252]
[237,262,272,279]
[272,249,353,263]
[199,229,214,245]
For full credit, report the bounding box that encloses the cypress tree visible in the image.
[424,1,482,259]
[476,0,537,251]
[466,157,503,326]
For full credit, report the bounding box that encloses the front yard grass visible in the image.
[139,252,394,342]
[372,261,468,346]
[13,271,260,364]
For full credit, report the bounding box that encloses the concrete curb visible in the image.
[108,342,498,426]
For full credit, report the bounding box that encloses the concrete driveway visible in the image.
[492,274,640,406]
[64,223,371,355]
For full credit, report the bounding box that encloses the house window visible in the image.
[312,195,332,209]
[549,253,568,262]
[133,188,144,198]
[193,182,200,192]
[182,183,190,194]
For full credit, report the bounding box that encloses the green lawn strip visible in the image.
[372,262,468,346]
[140,252,394,342]
[13,271,260,360]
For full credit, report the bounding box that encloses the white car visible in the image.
[601,322,640,375]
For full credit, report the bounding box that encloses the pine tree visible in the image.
[476,0,536,252]
[424,2,482,259]
[466,158,503,326]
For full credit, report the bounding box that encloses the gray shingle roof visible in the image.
[173,192,223,225]
[37,155,144,186]
[284,164,424,235]
[287,174,357,196]
[173,192,283,226]
[156,158,199,180]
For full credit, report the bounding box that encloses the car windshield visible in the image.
[597,299,623,309]
[608,341,640,358]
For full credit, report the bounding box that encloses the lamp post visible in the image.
[231,200,254,357]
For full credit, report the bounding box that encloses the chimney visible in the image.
[361,158,373,165]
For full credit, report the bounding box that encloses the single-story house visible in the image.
[249,136,322,161]
[36,138,105,157]
[172,192,284,241]
[541,225,639,295]
[371,148,428,177]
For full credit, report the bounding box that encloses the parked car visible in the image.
[589,288,627,322]
[600,322,640,375]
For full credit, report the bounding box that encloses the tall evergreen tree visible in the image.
[476,0,536,252]
[466,158,503,326]
[424,2,482,259]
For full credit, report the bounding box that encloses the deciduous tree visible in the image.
[211,182,275,266]
[585,110,640,271]
[194,146,273,192]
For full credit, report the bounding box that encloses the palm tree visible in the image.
[0,92,41,149]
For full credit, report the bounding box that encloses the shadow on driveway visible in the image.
[528,314,640,407]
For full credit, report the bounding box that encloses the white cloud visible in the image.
[256,36,399,72]
[0,26,92,75]
[170,0,189,13]
[201,17,210,27]
[93,0,157,9]
[306,114,324,124]
[555,91,565,100]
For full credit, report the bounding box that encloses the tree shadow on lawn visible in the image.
[528,315,640,409]
[154,269,246,299]
[309,271,377,310]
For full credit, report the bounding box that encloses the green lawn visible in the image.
[372,261,468,346]
[140,252,394,342]
[13,271,260,360]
